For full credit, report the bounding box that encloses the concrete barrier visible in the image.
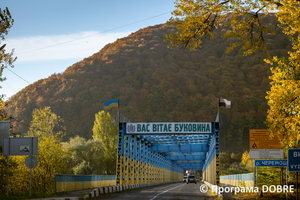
[203,181,222,197]
[99,187,104,194]
[89,191,94,198]
[104,187,109,194]
[94,189,99,197]
[39,181,184,200]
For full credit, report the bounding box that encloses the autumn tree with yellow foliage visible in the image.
[8,107,70,195]
[92,111,118,175]
[166,0,300,148]
[0,7,17,86]
[0,7,16,118]
[265,1,300,148]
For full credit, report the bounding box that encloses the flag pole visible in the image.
[218,98,225,149]
[118,101,120,124]
[218,98,220,122]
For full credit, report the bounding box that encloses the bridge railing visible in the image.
[116,123,184,185]
[220,172,254,188]
[55,174,116,193]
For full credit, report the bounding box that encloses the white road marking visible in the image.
[149,184,186,200]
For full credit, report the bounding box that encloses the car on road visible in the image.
[186,175,197,184]
[183,176,187,182]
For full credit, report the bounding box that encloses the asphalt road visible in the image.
[93,182,216,200]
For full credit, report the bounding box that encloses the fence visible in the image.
[55,174,116,193]
[220,172,254,188]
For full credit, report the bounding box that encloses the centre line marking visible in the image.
[149,184,185,200]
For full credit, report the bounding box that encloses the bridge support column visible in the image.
[141,140,145,184]
[116,123,125,186]
[126,135,132,185]
[136,136,141,184]
[202,122,220,185]
[130,135,137,184]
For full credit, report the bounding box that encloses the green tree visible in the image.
[92,111,118,175]
[63,136,105,175]
[25,107,69,193]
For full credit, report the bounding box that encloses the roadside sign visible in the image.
[288,149,300,172]
[250,149,283,159]
[255,159,287,167]
[25,156,38,169]
[126,122,212,134]
[3,137,38,156]
[250,129,283,149]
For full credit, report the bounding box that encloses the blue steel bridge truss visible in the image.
[116,122,219,185]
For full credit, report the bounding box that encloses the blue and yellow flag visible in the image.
[104,99,119,110]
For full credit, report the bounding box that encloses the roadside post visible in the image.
[3,137,38,197]
[288,149,300,200]
[254,160,287,199]
[0,120,10,196]
[250,129,284,200]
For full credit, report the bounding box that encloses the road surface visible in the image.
[93,182,216,200]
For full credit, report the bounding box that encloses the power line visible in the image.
[5,67,31,85]
[5,11,172,86]
[3,82,17,92]
[17,11,172,55]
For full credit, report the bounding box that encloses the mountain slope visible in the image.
[6,14,292,153]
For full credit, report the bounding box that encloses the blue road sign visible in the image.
[288,149,300,172]
[255,160,287,167]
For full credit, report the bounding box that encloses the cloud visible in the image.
[5,31,131,62]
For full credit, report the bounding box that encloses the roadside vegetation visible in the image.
[0,107,117,197]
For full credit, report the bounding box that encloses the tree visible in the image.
[63,136,105,175]
[265,58,300,148]
[24,107,69,193]
[0,7,16,119]
[92,111,118,175]
[165,0,277,54]
[165,0,300,55]
[166,0,300,149]
[0,7,17,87]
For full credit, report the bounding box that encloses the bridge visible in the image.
[116,122,220,185]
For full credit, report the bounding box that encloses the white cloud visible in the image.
[5,31,131,62]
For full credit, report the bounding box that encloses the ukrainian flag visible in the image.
[104,99,119,110]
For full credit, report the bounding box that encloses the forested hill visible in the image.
[6,14,292,153]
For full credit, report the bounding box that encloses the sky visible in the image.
[1,0,176,100]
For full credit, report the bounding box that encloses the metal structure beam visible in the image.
[151,144,209,152]
[116,122,220,186]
